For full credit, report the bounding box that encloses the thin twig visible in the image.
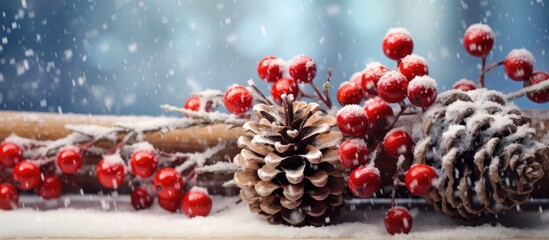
[247,79,275,106]
[478,56,487,88]
[506,79,549,100]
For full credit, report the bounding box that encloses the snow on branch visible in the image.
[506,79,549,100]
[195,162,240,174]
[160,104,248,126]
[114,117,204,134]
[65,124,124,141]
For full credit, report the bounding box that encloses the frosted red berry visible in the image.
[525,72,549,103]
[130,150,158,179]
[377,71,409,103]
[289,55,317,83]
[407,76,438,108]
[0,142,23,168]
[504,49,535,81]
[348,166,381,198]
[56,147,82,174]
[158,196,181,212]
[96,158,126,189]
[13,161,41,190]
[224,85,253,115]
[382,28,414,60]
[398,54,429,81]
[463,23,494,57]
[364,97,393,130]
[181,189,212,218]
[337,105,368,137]
[37,175,62,200]
[154,168,184,200]
[385,206,413,235]
[383,130,414,159]
[405,164,438,196]
[361,62,389,96]
[0,183,18,210]
[257,56,284,83]
[453,79,477,92]
[337,81,364,106]
[338,139,369,169]
[131,187,154,210]
[271,78,300,105]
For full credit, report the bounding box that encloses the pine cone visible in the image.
[233,95,345,226]
[414,89,549,218]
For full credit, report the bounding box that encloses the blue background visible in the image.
[0,0,548,115]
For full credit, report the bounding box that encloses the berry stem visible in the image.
[108,132,137,155]
[481,60,505,75]
[247,80,275,106]
[387,102,408,130]
[505,79,549,100]
[309,82,331,109]
[478,56,487,88]
[307,69,333,109]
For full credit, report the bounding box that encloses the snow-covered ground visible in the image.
[1,195,549,239]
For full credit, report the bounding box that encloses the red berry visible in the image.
[158,196,181,212]
[13,161,41,190]
[0,183,18,210]
[361,62,389,96]
[377,71,409,103]
[56,147,82,174]
[407,76,438,108]
[129,150,158,179]
[364,97,394,130]
[385,206,413,235]
[96,156,126,189]
[453,79,477,92]
[37,175,62,200]
[257,56,284,83]
[350,71,363,87]
[181,188,212,217]
[337,81,363,106]
[348,166,380,198]
[463,23,494,57]
[183,96,212,112]
[154,168,184,199]
[271,78,300,105]
[382,28,414,60]
[224,85,253,115]
[405,164,438,196]
[337,105,368,137]
[131,187,154,210]
[289,55,316,83]
[338,139,369,169]
[525,72,549,103]
[398,54,429,81]
[504,49,535,81]
[383,130,414,159]
[0,142,23,168]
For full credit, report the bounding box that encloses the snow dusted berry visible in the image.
[504,49,535,81]
[0,142,23,168]
[384,206,413,235]
[525,71,549,103]
[224,85,253,115]
[129,150,158,179]
[350,71,363,87]
[337,81,363,106]
[361,62,389,96]
[158,196,181,212]
[405,164,438,196]
[348,165,381,198]
[407,76,438,108]
[453,79,477,92]
[377,71,409,103]
[289,55,316,83]
[154,168,184,199]
[383,129,414,159]
[97,155,126,189]
[37,175,62,200]
[257,56,284,83]
[398,54,429,81]
[181,187,212,218]
[131,187,154,210]
[56,147,82,174]
[337,105,368,137]
[13,161,41,190]
[271,78,299,105]
[338,138,369,169]
[0,183,18,210]
[184,96,212,112]
[382,28,414,60]
[463,23,494,57]
[364,97,394,130]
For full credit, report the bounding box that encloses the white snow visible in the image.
[401,54,428,66]
[337,104,366,117]
[409,75,438,90]
[465,23,495,40]
[103,153,125,166]
[506,48,536,65]
[385,27,412,38]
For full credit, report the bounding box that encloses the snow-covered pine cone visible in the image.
[414,89,549,218]
[233,95,345,226]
